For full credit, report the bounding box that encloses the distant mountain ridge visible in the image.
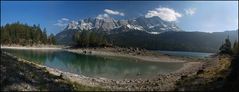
[55,29,78,45]
[64,16,181,34]
[56,16,182,45]
[55,16,238,53]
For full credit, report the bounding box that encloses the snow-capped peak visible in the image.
[64,16,181,34]
[126,24,143,30]
[79,20,93,30]
[67,21,78,29]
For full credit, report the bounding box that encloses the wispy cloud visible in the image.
[96,13,109,19]
[185,8,196,15]
[96,9,124,19]
[104,9,124,16]
[145,7,182,22]
[54,18,70,28]
[61,18,69,21]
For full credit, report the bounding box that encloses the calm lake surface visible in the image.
[158,50,214,58]
[2,49,189,80]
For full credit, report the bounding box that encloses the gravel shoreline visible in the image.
[1,52,74,91]
[1,50,206,91]
[65,48,186,63]
[1,46,62,50]
[1,46,201,63]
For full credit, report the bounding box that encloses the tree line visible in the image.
[72,29,238,53]
[217,32,238,92]
[73,30,107,47]
[1,22,56,46]
[107,30,238,53]
[219,36,238,55]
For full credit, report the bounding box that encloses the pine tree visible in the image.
[73,30,108,47]
[1,22,53,45]
[48,33,56,45]
[42,28,48,44]
[219,36,233,55]
[232,41,239,55]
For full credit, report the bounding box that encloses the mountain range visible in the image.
[64,16,181,34]
[56,16,181,45]
[55,16,238,52]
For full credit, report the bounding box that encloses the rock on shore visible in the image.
[0,51,209,91]
[0,52,103,91]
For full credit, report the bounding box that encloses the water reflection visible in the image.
[158,50,214,58]
[3,49,184,79]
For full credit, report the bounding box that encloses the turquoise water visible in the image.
[158,50,214,58]
[3,49,185,80]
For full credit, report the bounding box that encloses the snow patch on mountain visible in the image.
[64,16,181,33]
[67,21,78,29]
[147,32,161,34]
[126,24,144,30]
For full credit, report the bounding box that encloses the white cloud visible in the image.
[96,9,125,19]
[145,7,182,22]
[104,9,124,16]
[61,18,69,21]
[185,8,196,15]
[96,13,109,19]
[54,18,70,28]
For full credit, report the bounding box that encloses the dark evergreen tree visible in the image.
[42,28,48,44]
[219,36,233,54]
[232,40,238,55]
[73,30,107,47]
[1,22,55,45]
[48,33,56,45]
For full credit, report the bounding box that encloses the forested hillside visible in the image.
[3,22,236,53]
[1,22,56,46]
[108,30,238,52]
[73,30,108,47]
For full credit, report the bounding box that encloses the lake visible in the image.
[158,50,214,58]
[2,49,203,80]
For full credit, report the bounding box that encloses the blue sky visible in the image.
[1,1,238,35]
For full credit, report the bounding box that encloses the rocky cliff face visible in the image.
[64,16,181,34]
[55,16,182,45]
